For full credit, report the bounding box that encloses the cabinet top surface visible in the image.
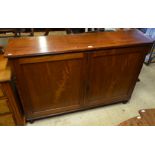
[4,29,153,58]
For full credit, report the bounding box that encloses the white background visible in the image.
[1,127,155,155]
[0,0,155,27]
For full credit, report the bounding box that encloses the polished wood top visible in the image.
[4,29,153,58]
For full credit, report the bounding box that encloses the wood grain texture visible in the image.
[7,30,153,122]
[11,46,152,121]
[0,99,10,114]
[85,47,147,107]
[0,85,4,98]
[12,53,86,120]
[0,55,11,82]
[119,109,155,126]
[1,82,25,125]
[0,67,11,82]
[0,54,25,125]
[0,113,15,126]
[0,55,8,70]
[4,29,153,58]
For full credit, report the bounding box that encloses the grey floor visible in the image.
[27,63,155,126]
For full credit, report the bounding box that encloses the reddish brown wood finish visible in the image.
[5,30,153,122]
[12,53,87,120]
[85,46,147,107]
[0,54,25,125]
[5,29,152,58]
[119,109,155,126]
[1,82,25,125]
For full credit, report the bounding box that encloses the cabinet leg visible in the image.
[122,100,128,104]
[29,120,35,124]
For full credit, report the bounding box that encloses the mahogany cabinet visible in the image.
[4,30,153,122]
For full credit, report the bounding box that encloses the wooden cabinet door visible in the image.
[13,53,86,120]
[85,47,147,107]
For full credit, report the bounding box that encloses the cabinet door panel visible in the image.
[86,48,146,106]
[14,53,86,119]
